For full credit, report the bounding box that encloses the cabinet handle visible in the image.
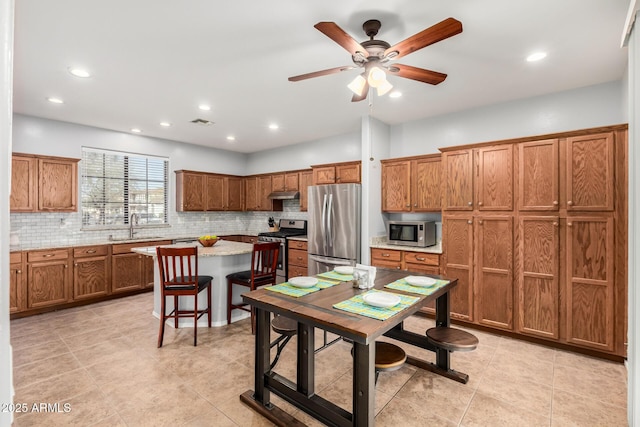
[478,201,483,206]
[467,201,472,206]
[406,204,411,207]
[43,254,54,257]
[64,264,68,269]
[416,257,426,261]
[553,201,558,205]
[396,266,401,269]
[86,250,96,254]
[479,220,484,224]
[567,201,573,206]
[16,270,21,274]
[382,253,390,257]
[553,222,558,226]
[297,256,303,260]
[414,203,417,207]
[567,222,572,227]
[467,220,472,224]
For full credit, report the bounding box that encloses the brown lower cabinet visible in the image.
[26,248,72,309]
[10,252,26,313]
[370,247,440,276]
[111,241,171,293]
[73,245,110,300]
[288,240,308,278]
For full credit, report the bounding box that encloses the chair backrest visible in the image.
[250,242,280,283]
[156,246,199,289]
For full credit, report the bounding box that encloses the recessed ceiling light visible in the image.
[269,123,279,130]
[198,104,211,111]
[226,135,236,141]
[526,52,547,62]
[159,122,172,127]
[131,128,142,133]
[47,97,64,104]
[389,91,402,98]
[68,67,91,78]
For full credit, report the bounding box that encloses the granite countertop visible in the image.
[287,235,307,242]
[131,239,253,257]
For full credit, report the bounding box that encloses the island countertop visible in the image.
[131,239,253,257]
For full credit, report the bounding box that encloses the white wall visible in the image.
[244,131,361,175]
[0,0,14,424]
[389,80,626,158]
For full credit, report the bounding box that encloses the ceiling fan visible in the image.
[288,18,463,102]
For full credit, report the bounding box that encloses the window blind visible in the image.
[81,147,169,227]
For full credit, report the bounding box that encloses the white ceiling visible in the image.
[12,0,630,154]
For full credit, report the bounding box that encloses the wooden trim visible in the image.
[380,152,441,164]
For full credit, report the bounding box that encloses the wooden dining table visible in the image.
[240,268,460,427]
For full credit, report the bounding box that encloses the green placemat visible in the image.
[384,277,450,296]
[266,278,340,298]
[318,270,354,282]
[333,289,419,321]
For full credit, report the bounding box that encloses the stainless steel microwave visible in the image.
[387,221,436,248]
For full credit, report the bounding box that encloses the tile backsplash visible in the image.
[10,199,307,250]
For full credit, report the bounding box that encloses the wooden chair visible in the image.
[156,246,212,348]
[426,326,479,352]
[351,341,407,384]
[269,315,297,369]
[226,242,280,332]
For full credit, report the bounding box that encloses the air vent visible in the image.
[190,118,214,126]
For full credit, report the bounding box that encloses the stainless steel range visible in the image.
[258,219,307,283]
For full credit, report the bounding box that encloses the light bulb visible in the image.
[367,66,386,88]
[348,74,367,96]
[376,79,393,96]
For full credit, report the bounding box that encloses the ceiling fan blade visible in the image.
[315,22,369,58]
[351,81,369,102]
[388,64,447,85]
[384,17,462,60]
[288,65,355,82]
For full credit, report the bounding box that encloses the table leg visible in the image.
[352,341,375,426]
[434,292,451,372]
[297,322,315,397]
[253,307,271,407]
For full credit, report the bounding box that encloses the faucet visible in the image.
[129,213,139,239]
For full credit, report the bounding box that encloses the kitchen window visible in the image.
[81,147,169,227]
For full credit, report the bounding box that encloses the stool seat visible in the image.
[375,341,407,372]
[271,315,297,336]
[426,327,478,352]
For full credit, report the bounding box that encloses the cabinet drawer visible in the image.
[405,263,440,276]
[10,252,22,264]
[288,265,308,278]
[288,248,308,267]
[289,240,308,251]
[371,259,402,270]
[112,240,171,255]
[27,249,69,262]
[404,251,439,266]
[371,248,401,262]
[73,245,109,258]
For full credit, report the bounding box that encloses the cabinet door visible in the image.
[244,177,258,211]
[271,173,285,191]
[27,260,71,308]
[285,172,299,191]
[442,216,473,320]
[257,175,272,211]
[226,177,244,211]
[518,139,559,211]
[182,172,206,211]
[518,216,559,339]
[336,163,360,183]
[313,166,336,184]
[442,150,473,211]
[566,132,614,211]
[475,216,513,330]
[143,254,156,289]
[566,216,614,351]
[10,155,37,212]
[299,170,313,212]
[38,157,78,211]
[381,160,411,212]
[111,253,143,293]
[413,156,442,211]
[205,175,225,211]
[73,256,110,299]
[477,145,513,211]
[10,260,25,313]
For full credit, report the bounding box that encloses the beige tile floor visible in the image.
[9,292,628,426]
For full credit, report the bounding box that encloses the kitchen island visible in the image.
[132,240,253,327]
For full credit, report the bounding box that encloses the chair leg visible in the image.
[227,279,233,325]
[158,295,166,348]
[251,307,256,335]
[207,283,212,328]
[174,295,179,328]
[193,293,198,346]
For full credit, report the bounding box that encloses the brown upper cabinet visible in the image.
[381,154,441,212]
[518,139,560,211]
[244,175,274,211]
[312,161,361,185]
[271,172,300,192]
[11,153,79,212]
[299,170,313,212]
[442,145,513,212]
[175,170,244,212]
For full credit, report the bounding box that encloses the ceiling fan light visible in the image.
[376,80,393,96]
[367,66,387,88]
[348,74,367,96]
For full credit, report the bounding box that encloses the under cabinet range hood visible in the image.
[268,191,300,200]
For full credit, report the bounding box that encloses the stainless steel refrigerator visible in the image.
[307,183,361,275]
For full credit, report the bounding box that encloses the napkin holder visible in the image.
[355,263,377,289]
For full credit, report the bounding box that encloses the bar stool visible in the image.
[269,315,297,369]
[351,341,407,383]
[426,327,479,352]
[156,246,212,348]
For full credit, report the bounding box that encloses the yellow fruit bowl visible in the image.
[198,237,220,247]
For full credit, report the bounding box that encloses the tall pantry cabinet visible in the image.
[441,125,627,357]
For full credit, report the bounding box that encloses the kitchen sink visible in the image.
[108,235,165,242]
